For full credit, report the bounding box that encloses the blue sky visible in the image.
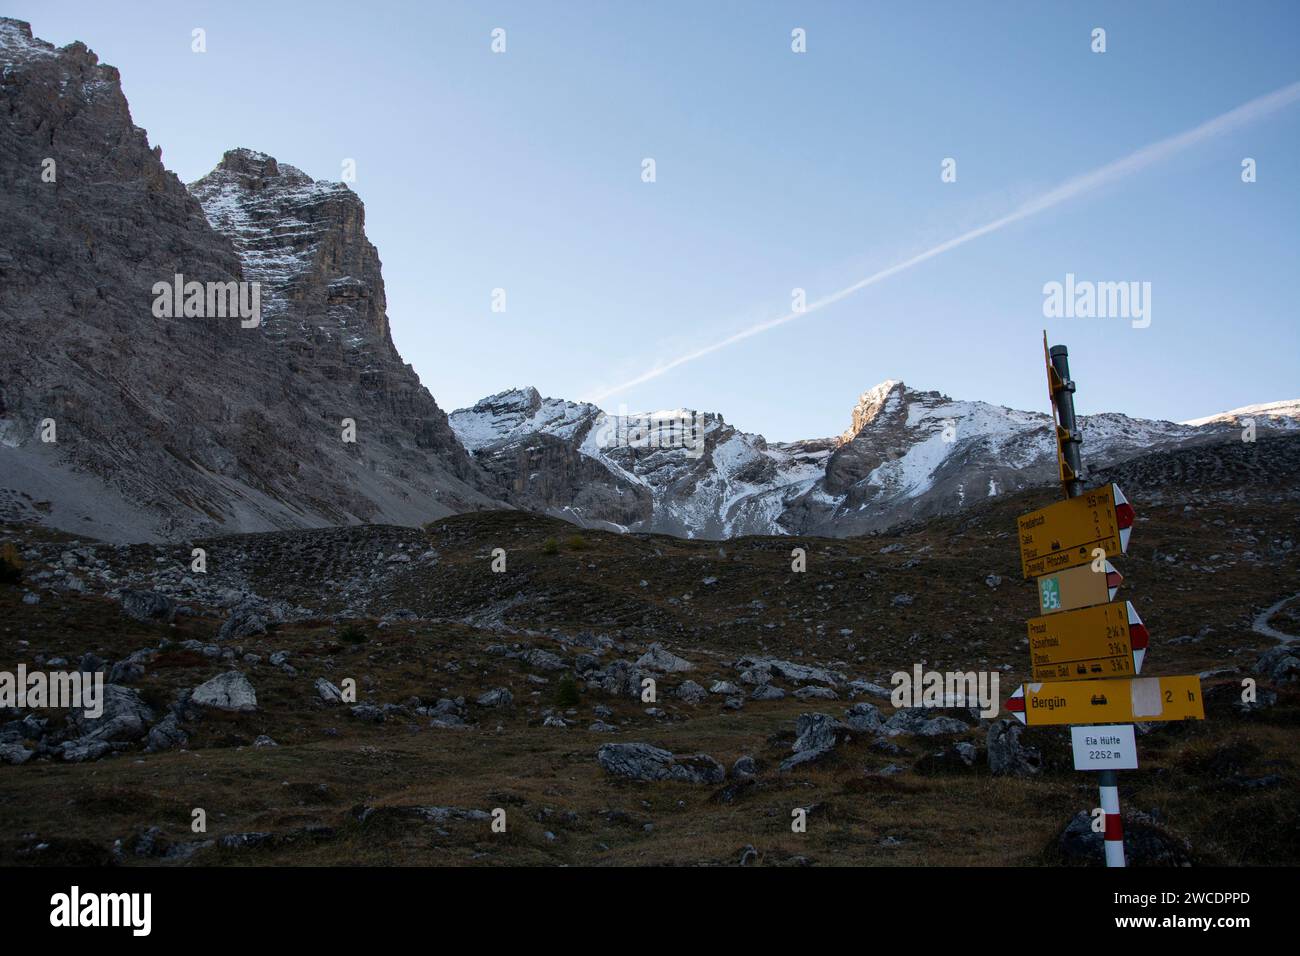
[13,1,1300,441]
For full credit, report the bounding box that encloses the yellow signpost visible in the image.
[1017,483,1132,579]
[1007,676,1205,726]
[1036,560,1122,615]
[1027,601,1147,681]
[1010,337,1209,867]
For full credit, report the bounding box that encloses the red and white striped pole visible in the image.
[1099,772,1126,867]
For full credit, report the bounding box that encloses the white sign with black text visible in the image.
[1070,724,1138,771]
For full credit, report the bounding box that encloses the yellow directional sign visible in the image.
[1007,676,1205,726]
[1037,561,1122,615]
[1018,483,1132,579]
[1027,601,1147,681]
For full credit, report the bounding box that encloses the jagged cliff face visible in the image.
[189,149,389,342]
[452,380,1292,539]
[451,388,833,537]
[186,147,484,498]
[0,19,498,541]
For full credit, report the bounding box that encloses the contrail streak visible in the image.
[588,81,1300,403]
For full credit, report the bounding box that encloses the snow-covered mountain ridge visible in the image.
[451,381,1300,538]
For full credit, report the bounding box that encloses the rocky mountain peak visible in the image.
[451,388,599,455]
[857,378,905,406]
[0,18,51,59]
[1,18,120,88]
[840,379,908,443]
[480,387,545,414]
[189,150,375,337]
[208,148,313,188]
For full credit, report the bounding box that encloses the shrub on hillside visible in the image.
[554,673,580,707]
[339,622,367,644]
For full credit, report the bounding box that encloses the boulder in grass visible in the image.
[191,671,258,712]
[675,680,708,704]
[521,648,567,672]
[987,718,1042,776]
[145,713,189,752]
[596,742,724,785]
[218,602,269,642]
[844,701,883,733]
[1254,645,1300,683]
[794,685,838,701]
[61,739,111,763]
[69,684,155,742]
[594,660,644,698]
[883,708,970,737]
[0,743,33,765]
[120,589,177,624]
[792,713,850,754]
[1056,809,1194,866]
[475,687,513,708]
[315,678,344,704]
[636,643,693,673]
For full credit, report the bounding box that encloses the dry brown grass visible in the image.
[1,481,1297,866]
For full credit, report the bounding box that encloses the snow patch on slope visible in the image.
[1183,399,1300,428]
